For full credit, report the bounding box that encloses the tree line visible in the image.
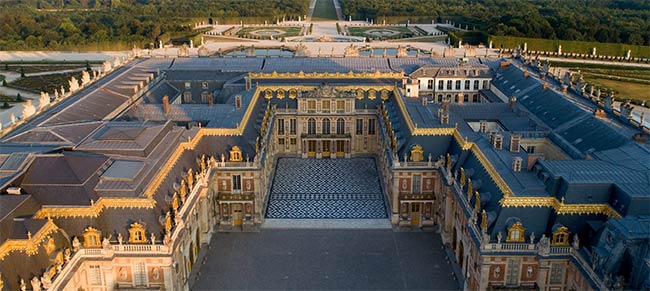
[0,0,310,50]
[339,0,650,46]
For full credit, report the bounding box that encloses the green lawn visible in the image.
[8,71,83,94]
[311,0,338,20]
[236,26,303,39]
[584,77,650,102]
[490,36,650,58]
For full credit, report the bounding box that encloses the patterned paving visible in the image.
[266,158,387,219]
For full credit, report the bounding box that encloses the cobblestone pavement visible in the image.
[192,229,459,290]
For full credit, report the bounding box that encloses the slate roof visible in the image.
[261,58,392,73]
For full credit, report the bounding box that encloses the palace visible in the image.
[0,53,648,291]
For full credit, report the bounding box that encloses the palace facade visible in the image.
[0,54,648,291]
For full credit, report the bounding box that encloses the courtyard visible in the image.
[192,229,459,290]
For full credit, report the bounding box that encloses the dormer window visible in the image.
[512,157,522,172]
[128,222,147,244]
[83,227,101,247]
[506,221,525,242]
[410,144,424,162]
[229,146,242,162]
[184,82,191,89]
[552,226,570,245]
[202,82,208,89]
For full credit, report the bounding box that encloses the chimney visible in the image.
[441,111,450,125]
[499,61,509,68]
[493,134,503,150]
[208,95,214,107]
[512,157,523,172]
[457,93,464,105]
[480,120,488,133]
[509,134,521,152]
[509,96,517,111]
[488,131,496,145]
[162,95,170,114]
[593,109,606,118]
[542,82,549,91]
[6,187,21,195]
[562,85,568,93]
[421,96,427,106]
[245,77,252,91]
[540,73,546,80]
[523,70,529,78]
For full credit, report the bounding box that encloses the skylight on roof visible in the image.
[101,160,144,180]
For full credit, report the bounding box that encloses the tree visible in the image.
[2,79,6,86]
[2,101,10,109]
[3,63,7,70]
[20,67,25,78]
[16,93,22,102]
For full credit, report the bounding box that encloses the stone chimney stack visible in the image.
[540,73,546,80]
[162,95,170,114]
[509,134,521,152]
[562,85,568,93]
[493,134,503,150]
[441,95,451,111]
[509,96,517,111]
[441,111,450,125]
[512,157,523,172]
[480,120,488,133]
[457,93,464,105]
[542,82,549,91]
[245,77,252,91]
[523,70,529,78]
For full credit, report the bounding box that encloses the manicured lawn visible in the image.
[236,26,303,39]
[584,76,650,102]
[311,0,338,20]
[348,26,419,39]
[490,36,650,58]
[7,65,85,74]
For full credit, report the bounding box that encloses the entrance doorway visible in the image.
[233,203,243,226]
[322,140,331,157]
[411,203,421,226]
[336,140,345,157]
[308,141,316,157]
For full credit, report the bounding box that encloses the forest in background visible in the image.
[340,0,650,46]
[0,0,310,50]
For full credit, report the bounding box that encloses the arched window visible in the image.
[308,118,316,134]
[322,118,330,134]
[336,118,345,135]
[506,221,525,242]
[83,227,101,247]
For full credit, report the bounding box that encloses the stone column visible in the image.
[391,176,400,225]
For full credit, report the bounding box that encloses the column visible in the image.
[391,177,400,224]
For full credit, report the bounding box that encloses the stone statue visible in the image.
[180,180,187,200]
[163,233,172,246]
[165,211,173,234]
[31,276,41,291]
[21,100,36,119]
[187,168,194,188]
[41,272,52,289]
[530,232,536,244]
[64,248,71,262]
[72,236,80,252]
[150,233,156,245]
[572,233,580,249]
[497,231,503,243]
[102,236,110,250]
[221,153,225,164]
[20,278,26,291]
[172,192,180,212]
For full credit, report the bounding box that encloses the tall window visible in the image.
[336,100,345,112]
[308,118,316,134]
[183,92,192,103]
[336,118,345,135]
[277,118,285,135]
[322,100,330,112]
[455,80,461,90]
[438,80,444,90]
[232,175,242,192]
[474,80,479,90]
[464,80,470,90]
[412,175,421,193]
[483,80,489,89]
[133,262,146,286]
[89,265,102,286]
[368,119,376,135]
[427,80,433,89]
[550,263,564,284]
[356,119,364,135]
[446,80,452,90]
[307,100,316,112]
[506,259,520,286]
[290,119,296,134]
[322,118,330,134]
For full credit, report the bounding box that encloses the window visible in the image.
[308,118,316,134]
[463,94,469,102]
[438,80,444,90]
[368,119,376,135]
[133,262,146,286]
[549,263,564,284]
[202,82,208,89]
[356,119,364,135]
[446,80,452,90]
[474,80,479,90]
[507,221,525,242]
[290,138,297,145]
[483,80,489,89]
[322,118,330,134]
[201,91,211,103]
[506,259,520,286]
[336,100,345,112]
[307,100,316,112]
[473,94,479,102]
[412,175,422,193]
[278,138,285,145]
[336,118,345,135]
[289,119,296,134]
[464,80,470,90]
[183,92,192,103]
[427,80,433,89]
[322,100,330,112]
[232,175,242,191]
[83,227,101,247]
[235,95,242,109]
[277,118,285,135]
[89,265,103,286]
[184,82,191,89]
[526,146,536,153]
[455,80,461,90]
